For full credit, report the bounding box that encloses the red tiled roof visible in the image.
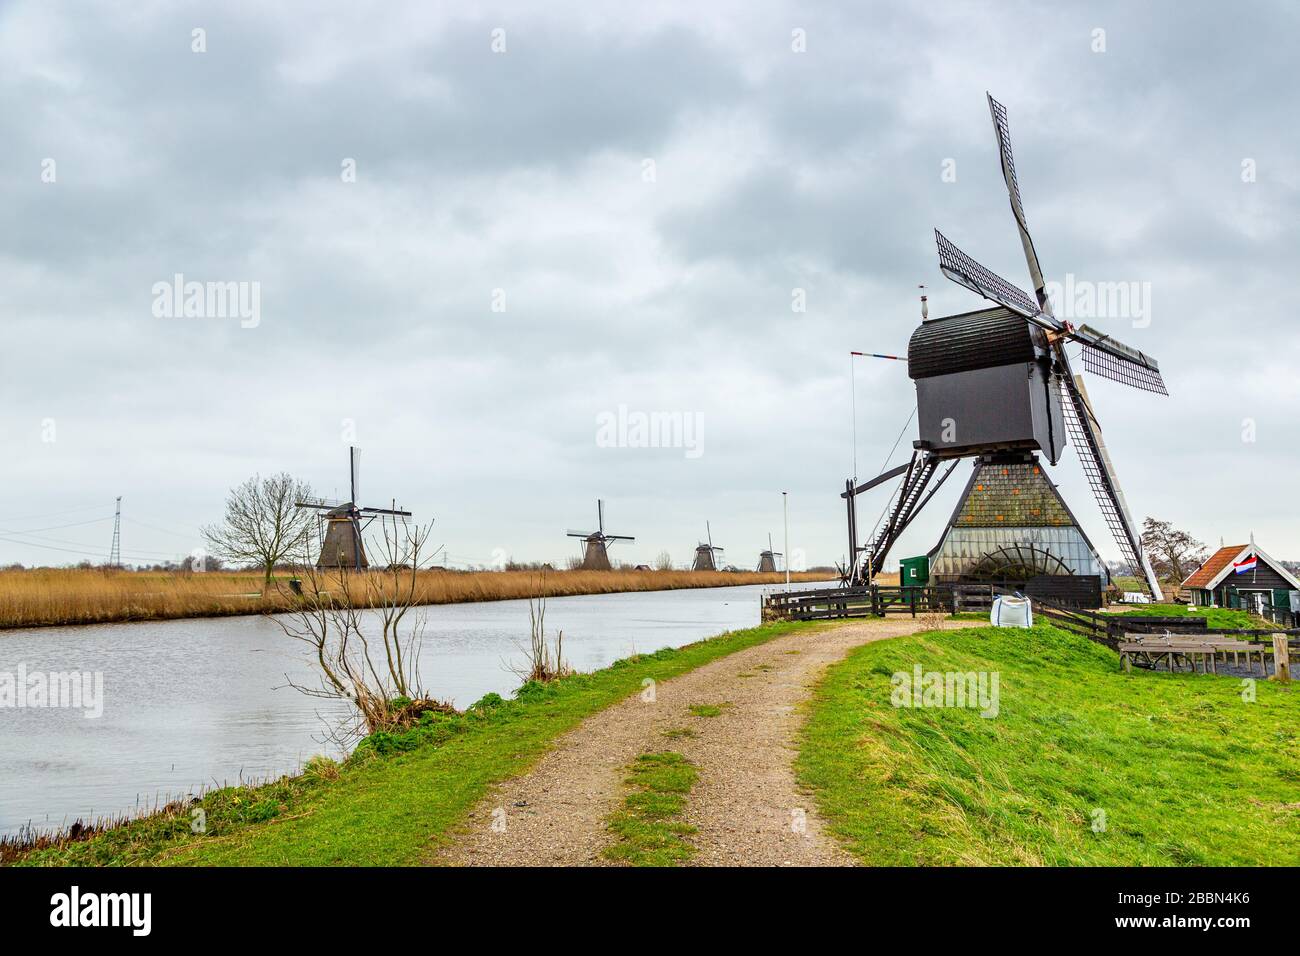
[1182,545,1247,589]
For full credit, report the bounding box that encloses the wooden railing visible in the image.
[762,585,954,621]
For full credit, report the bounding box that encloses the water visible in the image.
[0,582,795,836]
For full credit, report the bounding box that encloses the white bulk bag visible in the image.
[991,595,1033,628]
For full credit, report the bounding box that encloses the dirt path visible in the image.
[433,617,961,867]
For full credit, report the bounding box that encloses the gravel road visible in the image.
[432,617,961,867]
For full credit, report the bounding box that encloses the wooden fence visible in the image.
[762,586,1300,659]
[762,585,953,622]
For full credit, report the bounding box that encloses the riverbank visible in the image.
[797,623,1300,865]
[0,567,829,631]
[6,620,814,866]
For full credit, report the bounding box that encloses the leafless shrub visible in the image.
[272,516,452,743]
[512,572,570,684]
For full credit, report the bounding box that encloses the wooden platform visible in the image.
[1119,633,1269,675]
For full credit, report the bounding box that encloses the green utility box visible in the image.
[899,555,930,588]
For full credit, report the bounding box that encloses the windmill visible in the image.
[691,522,725,572]
[295,446,412,570]
[756,533,782,573]
[566,499,634,570]
[842,94,1167,604]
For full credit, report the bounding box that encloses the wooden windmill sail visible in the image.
[841,94,1168,603]
[691,522,724,572]
[566,499,634,571]
[756,533,782,573]
[295,447,412,570]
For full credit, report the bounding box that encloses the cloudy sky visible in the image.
[1,0,1296,571]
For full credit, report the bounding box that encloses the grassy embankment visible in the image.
[798,623,1300,865]
[9,619,811,867]
[950,603,1260,629]
[0,567,828,630]
[1106,602,1257,630]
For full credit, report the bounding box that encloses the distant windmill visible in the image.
[691,522,725,572]
[566,499,634,570]
[756,533,782,573]
[295,447,412,570]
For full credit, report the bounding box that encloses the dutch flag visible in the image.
[1234,554,1257,574]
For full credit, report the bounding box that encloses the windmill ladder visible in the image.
[1059,376,1159,597]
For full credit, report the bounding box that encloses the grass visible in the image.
[9,620,810,866]
[0,567,829,630]
[797,623,1300,866]
[1107,602,1257,630]
[603,752,699,866]
[688,703,726,718]
[956,604,1259,629]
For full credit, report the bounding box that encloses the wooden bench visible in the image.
[1119,633,1270,675]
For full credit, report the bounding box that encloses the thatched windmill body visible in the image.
[691,522,724,572]
[567,499,634,570]
[296,447,412,570]
[756,533,782,573]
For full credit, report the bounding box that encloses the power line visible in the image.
[0,504,112,523]
[0,535,183,563]
[123,516,200,540]
[0,517,112,534]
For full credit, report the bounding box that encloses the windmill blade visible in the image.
[987,93,1051,312]
[1058,369,1164,599]
[1072,324,1168,395]
[359,505,412,517]
[296,496,345,511]
[565,530,592,537]
[605,534,635,542]
[935,231,1061,333]
[349,447,360,504]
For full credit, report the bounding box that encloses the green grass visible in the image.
[688,703,726,718]
[662,727,697,740]
[797,624,1300,866]
[1108,602,1256,629]
[14,620,810,867]
[603,752,698,866]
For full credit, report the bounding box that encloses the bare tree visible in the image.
[202,473,316,587]
[1142,517,1208,583]
[653,550,674,571]
[273,516,445,741]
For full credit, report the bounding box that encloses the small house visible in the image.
[1181,542,1300,614]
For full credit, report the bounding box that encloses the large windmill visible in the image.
[296,446,412,570]
[843,94,1166,604]
[691,522,725,572]
[756,533,782,573]
[567,499,634,571]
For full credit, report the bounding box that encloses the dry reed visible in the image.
[0,567,830,631]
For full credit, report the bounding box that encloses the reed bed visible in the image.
[0,567,830,631]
